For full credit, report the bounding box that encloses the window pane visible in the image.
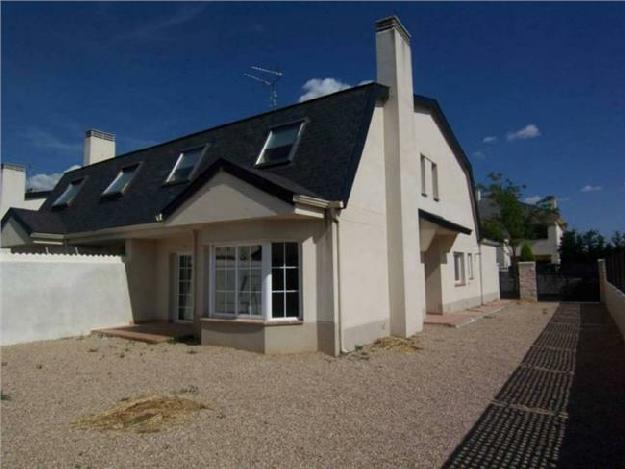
[272,268,284,292]
[53,180,82,207]
[432,162,439,199]
[250,292,262,316]
[285,243,298,267]
[285,292,299,318]
[103,166,138,196]
[239,270,251,292]
[215,269,226,290]
[251,245,262,265]
[267,126,300,149]
[272,243,284,267]
[285,268,299,291]
[238,246,250,267]
[421,155,427,196]
[238,291,250,315]
[216,247,235,267]
[272,292,284,318]
[250,269,262,292]
[168,148,202,182]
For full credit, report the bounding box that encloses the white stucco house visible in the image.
[478,194,566,266]
[1,17,500,354]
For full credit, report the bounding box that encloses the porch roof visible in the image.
[418,209,472,235]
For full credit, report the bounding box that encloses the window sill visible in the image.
[454,282,466,287]
[201,318,303,327]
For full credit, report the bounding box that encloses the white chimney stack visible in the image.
[83,129,115,166]
[374,17,425,337]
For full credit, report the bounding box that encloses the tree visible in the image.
[478,173,529,257]
[520,242,535,262]
[559,229,623,265]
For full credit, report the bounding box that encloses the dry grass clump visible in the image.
[72,395,208,433]
[370,336,423,353]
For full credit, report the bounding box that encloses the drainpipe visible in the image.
[329,207,347,355]
[478,242,485,304]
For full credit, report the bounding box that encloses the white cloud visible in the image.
[472,151,486,159]
[506,124,541,141]
[298,78,352,102]
[482,136,498,144]
[27,165,81,191]
[580,185,602,193]
[523,195,543,204]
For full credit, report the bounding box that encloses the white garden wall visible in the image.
[0,250,132,346]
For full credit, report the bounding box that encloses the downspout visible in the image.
[329,207,347,355]
[478,241,485,304]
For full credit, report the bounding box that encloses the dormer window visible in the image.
[165,147,204,184]
[255,122,305,167]
[102,164,139,197]
[52,179,84,208]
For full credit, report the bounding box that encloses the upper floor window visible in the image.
[52,179,84,208]
[420,154,440,201]
[453,252,465,285]
[432,162,439,200]
[165,147,204,184]
[420,155,427,196]
[102,164,139,197]
[255,122,304,167]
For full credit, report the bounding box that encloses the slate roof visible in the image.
[2,83,388,235]
[2,83,483,239]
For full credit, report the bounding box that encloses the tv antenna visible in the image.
[244,65,283,109]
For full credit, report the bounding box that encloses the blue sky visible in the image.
[2,2,624,236]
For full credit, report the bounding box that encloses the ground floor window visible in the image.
[468,253,474,280]
[211,242,300,320]
[176,254,193,321]
[453,252,465,285]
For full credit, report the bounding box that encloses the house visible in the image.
[478,193,566,266]
[0,163,51,218]
[1,17,500,354]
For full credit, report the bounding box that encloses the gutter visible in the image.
[293,195,344,210]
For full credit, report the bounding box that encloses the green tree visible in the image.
[478,173,529,257]
[519,242,535,262]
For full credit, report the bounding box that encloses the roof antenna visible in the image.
[244,65,283,109]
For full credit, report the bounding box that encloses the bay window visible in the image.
[211,242,300,320]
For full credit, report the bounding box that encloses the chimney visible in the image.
[83,129,115,166]
[375,16,425,337]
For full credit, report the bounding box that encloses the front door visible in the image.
[176,254,193,321]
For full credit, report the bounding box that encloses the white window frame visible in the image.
[431,161,439,201]
[208,242,302,322]
[468,253,474,280]
[453,252,466,286]
[175,252,194,322]
[420,154,427,197]
[164,146,206,184]
[102,164,140,197]
[255,121,306,167]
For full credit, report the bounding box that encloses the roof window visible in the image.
[102,164,139,197]
[255,122,305,167]
[52,179,84,208]
[165,147,204,184]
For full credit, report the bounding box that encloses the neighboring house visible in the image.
[478,193,566,266]
[0,163,51,218]
[1,17,500,354]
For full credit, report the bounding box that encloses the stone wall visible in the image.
[518,261,537,302]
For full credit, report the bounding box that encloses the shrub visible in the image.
[520,242,535,262]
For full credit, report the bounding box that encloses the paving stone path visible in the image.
[444,302,625,468]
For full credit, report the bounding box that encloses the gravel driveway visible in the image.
[1,302,557,468]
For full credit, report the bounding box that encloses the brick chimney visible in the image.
[83,129,115,166]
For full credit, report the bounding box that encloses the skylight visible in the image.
[52,179,83,208]
[102,164,139,197]
[165,148,204,184]
[256,122,304,167]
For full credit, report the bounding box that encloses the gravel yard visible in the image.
[1,302,558,468]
